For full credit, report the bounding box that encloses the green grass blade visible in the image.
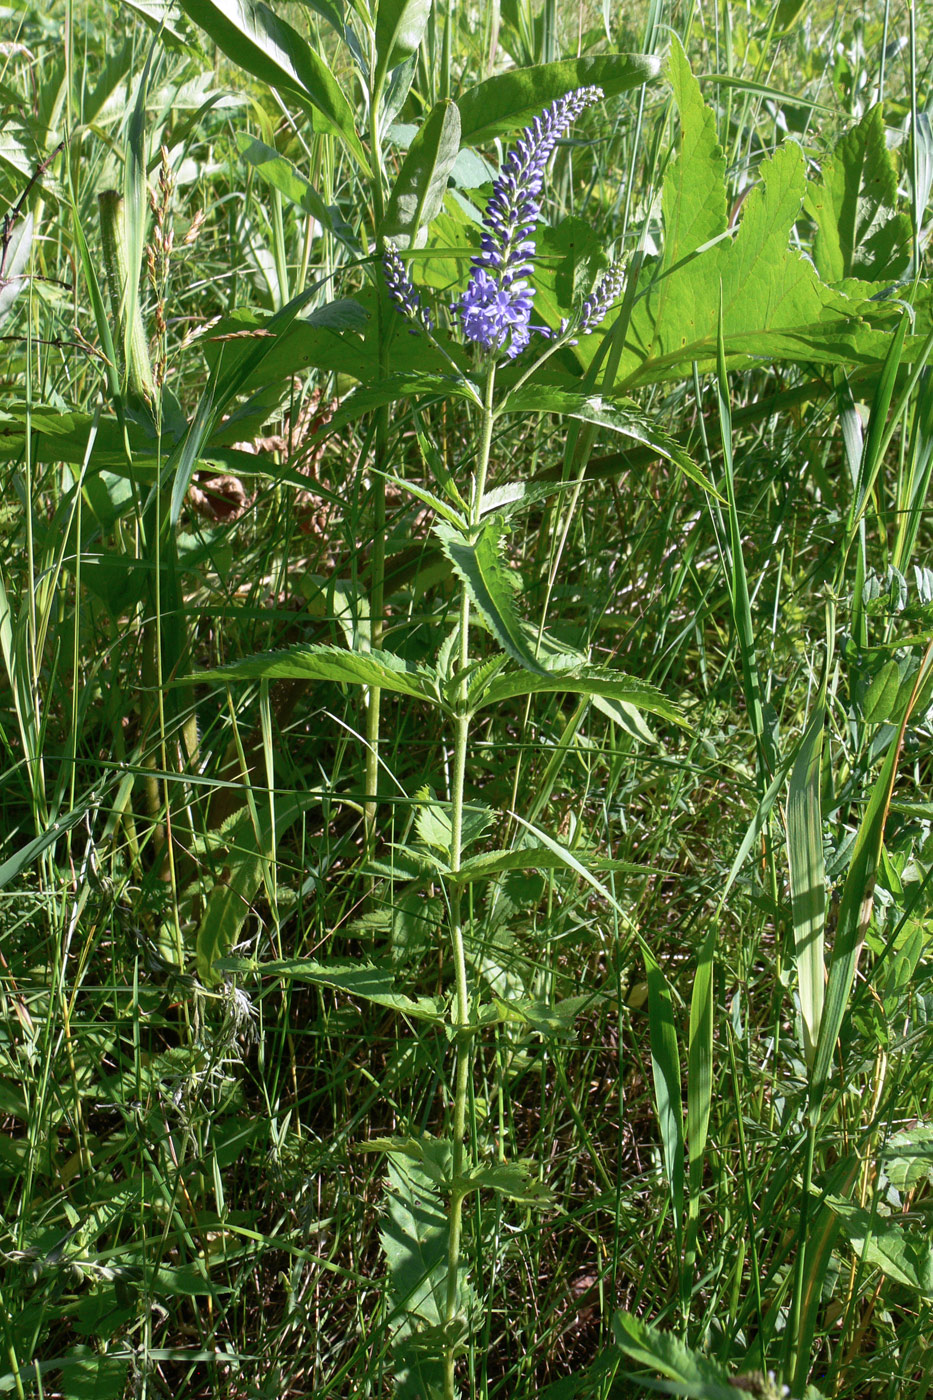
[786,705,826,1071]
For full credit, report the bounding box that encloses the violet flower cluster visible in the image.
[383,86,604,359]
[456,85,603,357]
[383,243,433,332]
[578,259,626,336]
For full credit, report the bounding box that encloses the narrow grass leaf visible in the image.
[179,0,370,172]
[643,948,684,1248]
[786,704,826,1069]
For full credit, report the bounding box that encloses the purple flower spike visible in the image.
[456,86,603,359]
[383,244,433,332]
[578,259,626,335]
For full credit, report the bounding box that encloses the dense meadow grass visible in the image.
[1,0,932,1397]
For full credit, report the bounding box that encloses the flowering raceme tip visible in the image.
[383,85,604,359]
[382,244,433,331]
[456,85,603,357]
[578,259,626,336]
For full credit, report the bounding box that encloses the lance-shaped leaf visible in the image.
[453,847,665,883]
[435,518,548,675]
[382,99,461,248]
[374,0,432,91]
[218,957,446,1022]
[328,371,482,429]
[613,1311,746,1400]
[198,642,441,705]
[500,385,720,499]
[456,53,660,147]
[180,0,370,172]
[470,659,684,726]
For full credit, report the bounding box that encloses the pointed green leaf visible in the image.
[235,134,355,247]
[500,386,720,498]
[328,371,482,429]
[824,1192,933,1296]
[218,957,447,1021]
[471,661,684,725]
[643,948,684,1246]
[454,847,665,883]
[179,0,370,172]
[379,1152,448,1400]
[197,643,441,705]
[456,53,660,147]
[808,104,911,282]
[375,0,432,89]
[494,992,594,1035]
[386,473,467,529]
[383,99,461,247]
[196,798,306,984]
[414,787,495,858]
[613,1310,738,1399]
[458,1159,552,1204]
[436,518,549,674]
[0,211,33,326]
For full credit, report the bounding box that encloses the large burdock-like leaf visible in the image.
[595,41,915,388]
[807,103,911,282]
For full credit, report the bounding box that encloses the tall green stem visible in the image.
[365,86,389,850]
[443,364,497,1400]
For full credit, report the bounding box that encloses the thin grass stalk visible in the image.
[364,75,390,849]
[443,361,497,1400]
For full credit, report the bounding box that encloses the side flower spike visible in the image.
[455,85,603,359]
[578,259,627,336]
[383,244,433,332]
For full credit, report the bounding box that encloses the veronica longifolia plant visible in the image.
[377,87,670,1400]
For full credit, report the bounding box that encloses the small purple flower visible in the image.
[383,244,433,332]
[578,259,626,336]
[455,85,603,358]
